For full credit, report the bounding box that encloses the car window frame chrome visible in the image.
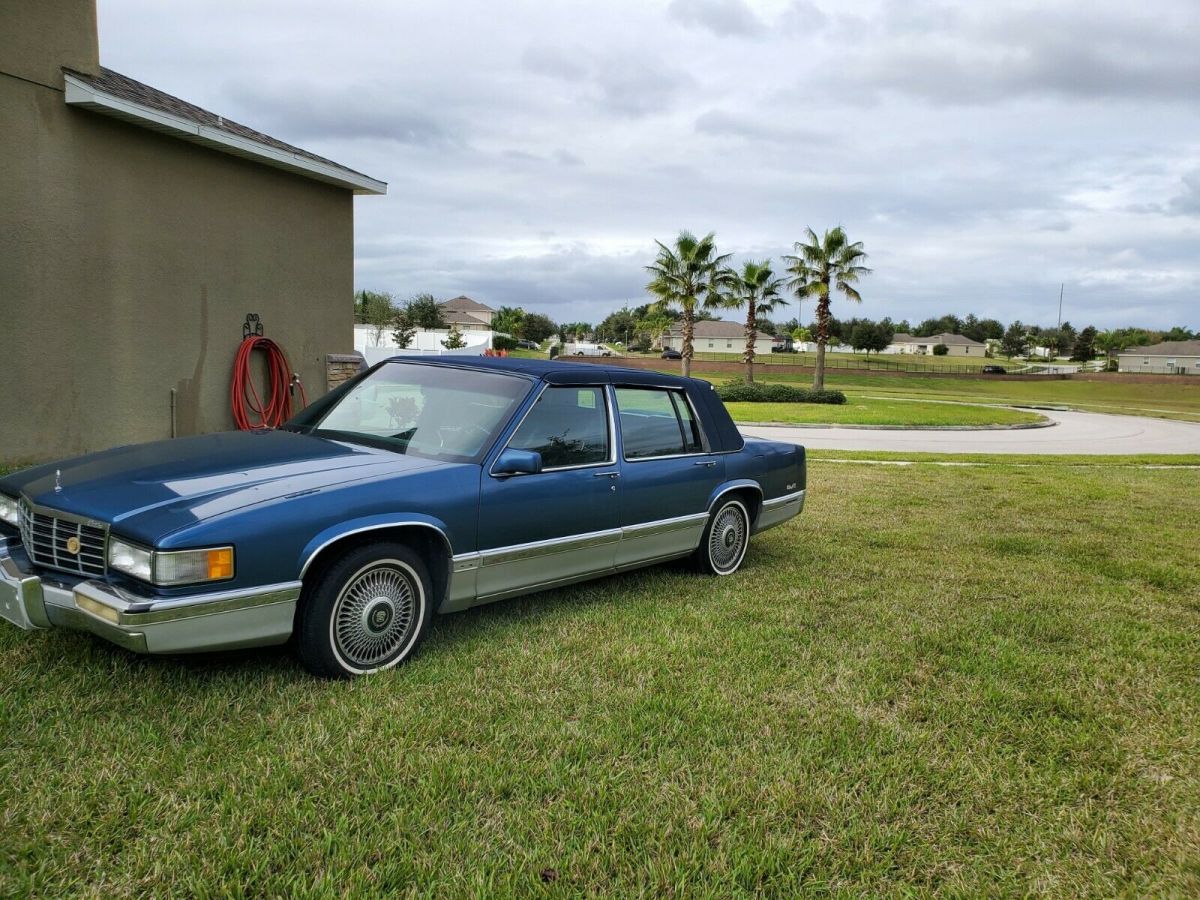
[487,381,618,478]
[611,384,714,463]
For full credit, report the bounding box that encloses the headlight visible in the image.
[108,539,154,581]
[0,495,19,527]
[108,539,234,586]
[154,547,235,585]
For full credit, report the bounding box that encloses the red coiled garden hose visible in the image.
[231,337,308,430]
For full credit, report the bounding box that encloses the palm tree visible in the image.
[645,231,733,376]
[726,260,787,384]
[783,227,871,391]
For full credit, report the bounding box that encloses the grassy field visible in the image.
[726,397,1045,427]
[632,361,1200,423]
[3,460,1198,895]
[627,350,1023,373]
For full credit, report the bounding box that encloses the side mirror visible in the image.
[493,448,542,476]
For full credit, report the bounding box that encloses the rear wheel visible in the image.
[693,498,750,575]
[296,541,433,678]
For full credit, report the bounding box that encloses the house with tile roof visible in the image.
[0,0,385,461]
[887,332,987,357]
[437,296,496,331]
[662,320,775,356]
[1117,340,1200,375]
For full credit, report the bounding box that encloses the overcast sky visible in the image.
[98,0,1199,329]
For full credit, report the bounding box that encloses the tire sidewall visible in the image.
[700,498,751,576]
[298,542,433,678]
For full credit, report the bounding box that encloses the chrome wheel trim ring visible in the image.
[708,501,749,575]
[329,559,424,673]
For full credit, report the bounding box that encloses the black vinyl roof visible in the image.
[381,355,705,389]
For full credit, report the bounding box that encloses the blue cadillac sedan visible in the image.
[0,358,806,678]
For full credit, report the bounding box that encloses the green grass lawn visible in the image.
[627,350,1022,372]
[3,461,1198,895]
[626,360,1200,423]
[726,397,1045,427]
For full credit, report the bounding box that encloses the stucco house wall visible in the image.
[0,1,381,462]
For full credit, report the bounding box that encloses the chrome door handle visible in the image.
[693,460,717,468]
[593,471,620,478]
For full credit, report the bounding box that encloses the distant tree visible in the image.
[492,306,526,338]
[597,305,639,343]
[978,318,1005,341]
[791,325,813,343]
[932,343,949,356]
[849,321,874,354]
[521,312,557,345]
[784,227,871,391]
[725,260,788,383]
[1163,325,1197,341]
[1058,321,1077,354]
[915,314,963,337]
[355,290,398,345]
[1001,321,1028,358]
[636,307,674,349]
[440,322,466,349]
[391,309,416,349]
[645,230,734,376]
[405,293,446,330]
[1070,326,1097,362]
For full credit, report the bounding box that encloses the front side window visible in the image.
[297,362,530,462]
[507,387,610,469]
[616,387,705,459]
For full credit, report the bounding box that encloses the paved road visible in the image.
[740,409,1200,455]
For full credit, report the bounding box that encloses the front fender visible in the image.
[298,513,455,578]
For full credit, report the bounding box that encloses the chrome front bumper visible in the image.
[0,537,301,654]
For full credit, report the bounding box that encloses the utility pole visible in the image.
[1057,282,1064,330]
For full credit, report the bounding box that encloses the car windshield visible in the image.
[302,363,532,462]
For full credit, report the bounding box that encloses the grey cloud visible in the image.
[694,109,828,144]
[592,57,695,117]
[224,82,463,147]
[1167,172,1200,216]
[521,45,589,82]
[842,2,1200,105]
[667,0,765,37]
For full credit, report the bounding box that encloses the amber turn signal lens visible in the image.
[206,548,234,580]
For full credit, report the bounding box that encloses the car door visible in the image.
[613,385,725,567]
[476,384,620,599]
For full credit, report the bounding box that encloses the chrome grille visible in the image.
[18,497,108,578]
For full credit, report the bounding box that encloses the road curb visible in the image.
[735,419,1056,432]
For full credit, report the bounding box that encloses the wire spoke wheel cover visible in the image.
[708,501,749,574]
[331,560,420,669]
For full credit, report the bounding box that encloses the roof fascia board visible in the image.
[64,73,386,195]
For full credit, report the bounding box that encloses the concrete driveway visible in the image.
[740,408,1200,455]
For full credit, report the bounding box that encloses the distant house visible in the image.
[661,320,774,356]
[438,295,495,331]
[888,333,987,357]
[1117,341,1200,375]
[1,0,385,461]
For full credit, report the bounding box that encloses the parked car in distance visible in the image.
[661,348,682,360]
[980,365,1007,374]
[516,339,540,350]
[0,358,806,678]
[568,342,612,357]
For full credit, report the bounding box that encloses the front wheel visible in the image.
[295,541,433,678]
[693,498,751,575]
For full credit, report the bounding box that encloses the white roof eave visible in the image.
[64,73,386,196]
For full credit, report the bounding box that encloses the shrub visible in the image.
[716,382,846,404]
[492,335,518,351]
[932,343,950,356]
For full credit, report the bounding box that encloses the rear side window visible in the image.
[616,387,705,459]
[507,386,610,469]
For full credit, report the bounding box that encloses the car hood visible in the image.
[2,430,443,538]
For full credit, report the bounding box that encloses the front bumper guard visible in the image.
[0,537,301,654]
